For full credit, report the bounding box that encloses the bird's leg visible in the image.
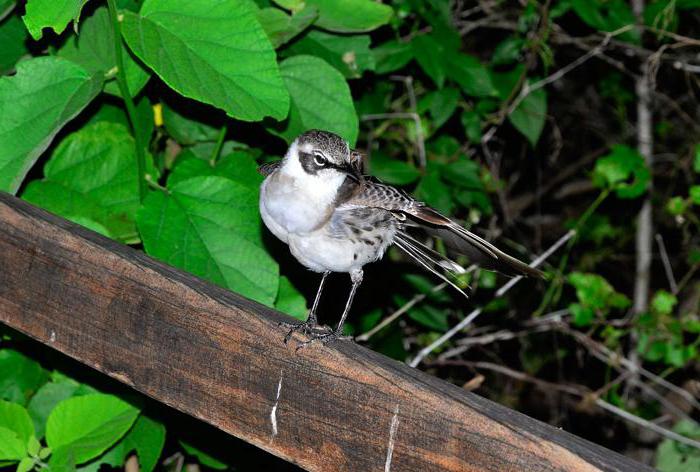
[281,271,331,343]
[296,270,362,349]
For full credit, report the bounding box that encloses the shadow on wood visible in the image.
[0,192,650,472]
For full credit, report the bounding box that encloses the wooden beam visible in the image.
[0,193,650,472]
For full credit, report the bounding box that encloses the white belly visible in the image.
[288,230,391,274]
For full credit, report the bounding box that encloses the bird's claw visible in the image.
[294,331,352,352]
[279,319,330,344]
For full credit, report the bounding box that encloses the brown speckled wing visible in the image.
[348,180,543,279]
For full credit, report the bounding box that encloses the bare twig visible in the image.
[595,400,700,450]
[655,233,678,293]
[408,230,575,367]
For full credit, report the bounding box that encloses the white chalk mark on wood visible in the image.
[49,330,56,343]
[270,372,283,439]
[384,404,400,472]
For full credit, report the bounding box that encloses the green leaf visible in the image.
[415,167,454,215]
[275,276,308,320]
[567,272,630,312]
[22,0,87,40]
[461,109,482,143]
[121,0,289,121]
[257,5,318,48]
[58,7,149,98]
[491,37,525,65]
[509,84,547,147]
[161,103,220,146]
[404,299,449,331]
[569,302,595,327]
[369,153,420,186]
[79,414,166,472]
[17,456,35,472]
[690,185,700,205]
[0,0,15,21]
[656,420,700,472]
[180,440,227,470]
[571,0,639,43]
[666,196,688,216]
[0,57,102,194]
[592,145,650,199]
[0,401,34,461]
[411,34,445,88]
[693,144,700,173]
[286,30,374,78]
[0,350,48,406]
[0,426,25,462]
[0,14,29,74]
[45,394,139,465]
[301,0,392,33]
[446,54,497,98]
[372,39,413,74]
[422,87,459,131]
[22,122,155,244]
[27,380,81,439]
[651,290,677,316]
[270,55,358,145]
[167,150,263,189]
[137,176,279,305]
[48,445,77,472]
[122,415,166,472]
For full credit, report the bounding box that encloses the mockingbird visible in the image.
[259,130,542,346]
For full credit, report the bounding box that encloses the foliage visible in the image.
[1,0,700,469]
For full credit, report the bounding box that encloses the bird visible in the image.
[259,130,543,347]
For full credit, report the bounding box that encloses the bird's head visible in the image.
[282,130,363,186]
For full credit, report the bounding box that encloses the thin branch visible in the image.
[408,230,575,367]
[595,399,700,450]
[655,234,678,293]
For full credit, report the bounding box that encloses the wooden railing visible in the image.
[0,193,651,471]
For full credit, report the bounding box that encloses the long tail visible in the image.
[393,232,470,298]
[407,206,545,279]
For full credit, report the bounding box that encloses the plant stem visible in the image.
[209,124,228,167]
[107,0,147,202]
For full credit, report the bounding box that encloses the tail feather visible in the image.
[407,206,544,279]
[393,232,470,298]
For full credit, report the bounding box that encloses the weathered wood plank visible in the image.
[0,192,650,472]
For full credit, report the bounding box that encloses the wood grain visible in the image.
[0,192,650,472]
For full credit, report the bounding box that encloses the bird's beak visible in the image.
[348,149,365,182]
[344,163,363,183]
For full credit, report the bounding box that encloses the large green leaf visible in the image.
[411,34,445,88]
[286,30,374,78]
[0,57,102,194]
[27,379,81,439]
[0,400,34,452]
[257,5,318,48]
[270,55,358,145]
[0,350,48,406]
[0,426,25,462]
[45,394,140,465]
[59,6,149,97]
[22,122,155,243]
[137,176,279,305]
[372,39,413,74]
[78,414,166,472]
[300,0,392,33]
[22,0,87,40]
[167,150,263,188]
[0,14,29,74]
[446,54,497,98]
[121,0,289,121]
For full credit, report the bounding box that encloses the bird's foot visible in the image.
[294,331,352,351]
[279,319,330,344]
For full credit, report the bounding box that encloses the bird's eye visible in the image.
[313,153,327,166]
